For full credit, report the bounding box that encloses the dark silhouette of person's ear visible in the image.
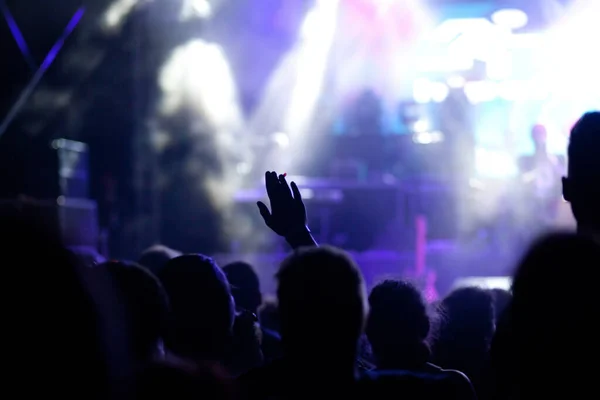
[562,176,571,202]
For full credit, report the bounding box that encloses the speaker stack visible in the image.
[0,138,100,250]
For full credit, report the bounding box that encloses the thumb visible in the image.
[256,201,272,226]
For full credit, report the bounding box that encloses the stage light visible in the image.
[452,276,512,290]
[103,0,139,31]
[429,18,494,44]
[300,0,338,40]
[272,132,290,148]
[464,81,497,104]
[447,76,466,88]
[412,78,432,104]
[181,0,212,20]
[413,119,429,132]
[497,80,526,101]
[486,52,512,80]
[491,9,528,30]
[430,82,449,103]
[412,131,443,145]
[475,147,517,177]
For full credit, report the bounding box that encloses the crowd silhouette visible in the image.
[3,111,600,399]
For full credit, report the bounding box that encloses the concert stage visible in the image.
[214,238,518,299]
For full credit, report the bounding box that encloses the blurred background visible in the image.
[1,0,598,294]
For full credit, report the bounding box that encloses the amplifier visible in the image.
[52,138,90,198]
[0,198,99,248]
[0,137,90,199]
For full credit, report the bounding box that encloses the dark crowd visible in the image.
[5,111,600,400]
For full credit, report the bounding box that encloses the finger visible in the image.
[290,181,303,202]
[256,201,272,226]
[292,181,307,218]
[265,171,277,200]
[279,174,293,199]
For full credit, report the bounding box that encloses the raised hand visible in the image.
[257,171,306,236]
[256,171,316,248]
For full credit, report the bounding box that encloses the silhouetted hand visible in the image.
[257,171,305,236]
[256,171,316,248]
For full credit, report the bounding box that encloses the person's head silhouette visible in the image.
[222,261,262,315]
[438,286,495,348]
[102,261,169,362]
[158,254,235,362]
[562,111,600,232]
[366,280,431,370]
[276,246,366,374]
[0,209,127,398]
[138,245,181,276]
[490,288,511,323]
[492,233,600,398]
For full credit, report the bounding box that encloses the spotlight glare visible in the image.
[413,119,429,133]
[412,78,432,104]
[491,9,528,30]
[412,131,444,145]
[430,82,449,103]
[464,81,497,104]
[272,132,290,148]
[475,147,517,177]
[103,0,139,31]
[181,0,212,21]
[447,76,466,88]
